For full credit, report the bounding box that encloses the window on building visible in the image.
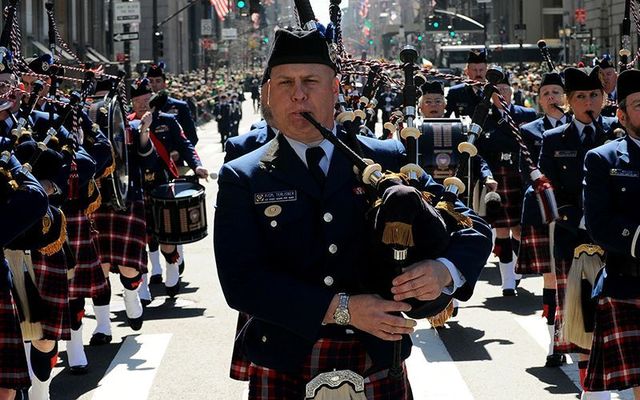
[543,0,563,8]
[543,13,563,38]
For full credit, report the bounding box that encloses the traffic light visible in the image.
[426,15,443,31]
[154,31,164,58]
[263,36,269,44]
[237,0,246,8]
[417,34,423,41]
[368,39,374,45]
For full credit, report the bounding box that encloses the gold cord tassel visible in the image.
[382,222,415,247]
[427,299,455,328]
[435,201,473,228]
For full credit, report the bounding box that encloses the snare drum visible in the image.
[149,180,208,244]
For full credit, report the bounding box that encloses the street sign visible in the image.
[113,32,139,42]
[221,28,238,40]
[575,8,587,25]
[114,2,141,25]
[116,53,127,62]
[201,19,213,36]
[575,32,591,39]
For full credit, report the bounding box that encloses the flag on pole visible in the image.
[210,0,230,21]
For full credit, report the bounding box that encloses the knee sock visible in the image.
[30,342,58,382]
[121,273,143,319]
[161,249,180,287]
[66,324,87,367]
[138,273,152,301]
[92,280,112,335]
[68,298,85,331]
[494,238,513,263]
[542,288,557,326]
[149,250,162,277]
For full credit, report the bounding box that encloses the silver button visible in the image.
[323,276,334,286]
[261,336,267,343]
[328,244,338,254]
[622,187,627,192]
[562,165,567,170]
[270,220,278,228]
[623,229,630,237]
[323,212,333,223]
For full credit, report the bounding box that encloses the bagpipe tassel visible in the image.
[382,222,414,247]
[532,169,560,224]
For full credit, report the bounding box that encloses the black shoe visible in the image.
[140,298,152,308]
[89,333,112,346]
[69,364,89,375]
[515,279,521,288]
[166,281,180,298]
[452,306,459,317]
[178,260,185,276]
[128,316,143,331]
[545,353,566,367]
[149,274,163,284]
[502,288,517,296]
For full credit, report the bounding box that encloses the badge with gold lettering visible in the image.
[264,205,282,218]
[254,190,297,204]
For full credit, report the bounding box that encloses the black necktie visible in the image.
[582,125,595,149]
[306,146,326,187]
[556,119,564,128]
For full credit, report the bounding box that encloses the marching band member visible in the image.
[583,68,640,400]
[214,26,492,399]
[538,66,616,399]
[518,72,571,367]
[445,50,488,118]
[476,70,537,296]
[90,79,159,343]
[129,79,207,298]
[596,56,618,118]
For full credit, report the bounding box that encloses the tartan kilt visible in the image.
[0,261,30,389]
[247,338,412,400]
[553,257,589,354]
[92,200,148,274]
[66,209,108,299]
[516,224,552,275]
[491,166,524,229]
[30,249,71,341]
[584,297,640,392]
[229,312,251,381]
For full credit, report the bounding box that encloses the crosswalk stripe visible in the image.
[92,333,172,400]
[407,319,474,399]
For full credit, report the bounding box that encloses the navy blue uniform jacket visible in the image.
[224,123,276,163]
[214,128,492,372]
[445,83,482,118]
[584,136,640,298]
[538,116,616,259]
[162,96,198,146]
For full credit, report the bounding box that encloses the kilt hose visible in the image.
[553,257,589,355]
[247,338,412,400]
[30,248,71,341]
[92,200,148,274]
[516,224,552,275]
[230,312,251,381]
[66,209,108,299]
[0,260,30,390]
[585,297,640,392]
[492,166,524,229]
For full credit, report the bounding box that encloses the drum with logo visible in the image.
[418,118,466,182]
[149,179,207,244]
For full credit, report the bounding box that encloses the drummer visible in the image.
[129,79,208,299]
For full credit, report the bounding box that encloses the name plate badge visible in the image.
[254,190,297,204]
[554,150,577,158]
[610,169,640,178]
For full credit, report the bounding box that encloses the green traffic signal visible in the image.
[263,36,269,44]
[237,0,246,8]
[433,21,440,29]
[368,39,374,45]
[417,35,423,41]
[449,31,456,38]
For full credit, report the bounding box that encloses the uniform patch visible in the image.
[554,150,578,158]
[264,205,282,217]
[435,153,451,169]
[610,169,640,177]
[254,190,297,204]
[154,124,169,133]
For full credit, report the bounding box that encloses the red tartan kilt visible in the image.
[230,312,251,381]
[553,257,589,354]
[585,297,640,392]
[492,166,524,229]
[0,261,30,389]
[248,338,412,400]
[66,210,108,299]
[30,249,71,341]
[92,200,148,274]
[516,224,552,275]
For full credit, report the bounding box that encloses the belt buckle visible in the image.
[305,369,366,399]
[500,152,512,162]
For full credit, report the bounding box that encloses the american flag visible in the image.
[210,0,230,21]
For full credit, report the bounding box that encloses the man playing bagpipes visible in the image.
[89,77,160,346]
[445,50,488,118]
[214,26,492,400]
[538,66,617,400]
[517,72,572,367]
[474,69,538,296]
[22,53,115,376]
[580,69,640,400]
[0,138,49,400]
[128,79,208,300]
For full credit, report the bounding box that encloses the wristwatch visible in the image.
[333,293,350,326]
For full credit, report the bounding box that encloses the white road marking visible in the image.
[92,334,172,400]
[407,319,475,399]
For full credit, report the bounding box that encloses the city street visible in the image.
[47,96,632,400]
